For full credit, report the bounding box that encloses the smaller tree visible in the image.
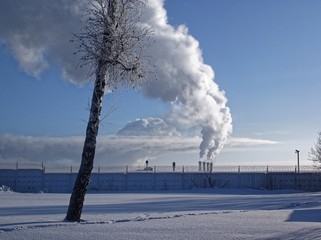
[308,131,321,169]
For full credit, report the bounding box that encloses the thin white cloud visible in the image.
[0,134,199,166]
[0,134,278,166]
[227,137,278,147]
[254,131,290,136]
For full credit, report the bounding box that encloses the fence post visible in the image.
[14,162,18,191]
[97,166,101,191]
[237,166,240,188]
[41,162,45,191]
[124,167,128,191]
[153,168,156,190]
[69,166,73,192]
[181,167,184,190]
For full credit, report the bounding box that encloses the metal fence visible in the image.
[0,162,319,173]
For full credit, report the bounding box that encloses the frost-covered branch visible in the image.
[309,131,321,169]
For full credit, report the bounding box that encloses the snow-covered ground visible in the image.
[1,188,321,239]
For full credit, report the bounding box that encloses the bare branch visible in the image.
[309,131,321,169]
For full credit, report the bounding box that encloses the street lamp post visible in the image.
[295,150,300,173]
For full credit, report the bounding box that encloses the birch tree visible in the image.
[65,0,152,222]
[309,131,321,169]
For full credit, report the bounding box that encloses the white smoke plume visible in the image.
[141,0,232,159]
[0,0,232,161]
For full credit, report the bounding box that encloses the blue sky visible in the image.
[166,0,321,132]
[165,0,321,165]
[0,0,321,167]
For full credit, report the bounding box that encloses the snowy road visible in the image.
[1,189,321,239]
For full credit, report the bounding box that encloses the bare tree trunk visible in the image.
[65,60,107,222]
[65,0,149,222]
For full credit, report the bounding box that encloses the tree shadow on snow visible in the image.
[264,228,321,240]
[0,220,66,233]
[286,209,321,223]
[0,205,67,217]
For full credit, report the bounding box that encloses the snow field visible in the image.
[1,189,321,239]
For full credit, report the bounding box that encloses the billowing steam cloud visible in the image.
[118,118,179,137]
[0,0,88,83]
[141,0,232,159]
[0,0,232,161]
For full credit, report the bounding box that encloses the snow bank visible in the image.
[0,185,12,193]
[1,190,321,239]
